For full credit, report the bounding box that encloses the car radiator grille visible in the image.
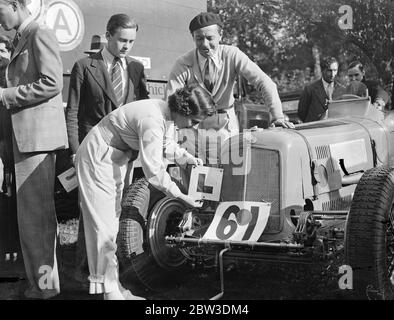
[221,148,281,232]
[322,195,352,211]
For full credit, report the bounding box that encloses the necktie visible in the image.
[203,58,214,92]
[111,57,123,106]
[327,83,334,100]
[12,32,21,51]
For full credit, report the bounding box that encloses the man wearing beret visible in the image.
[166,12,293,161]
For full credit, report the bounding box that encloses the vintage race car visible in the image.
[116,95,394,300]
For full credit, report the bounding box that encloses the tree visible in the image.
[344,0,393,78]
[208,0,393,92]
[208,0,283,73]
[283,0,393,78]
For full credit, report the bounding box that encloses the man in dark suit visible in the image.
[298,57,344,122]
[0,34,12,186]
[66,14,149,160]
[0,0,68,299]
[0,34,20,270]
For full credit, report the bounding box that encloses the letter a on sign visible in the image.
[45,0,85,51]
[53,9,72,36]
[188,166,223,201]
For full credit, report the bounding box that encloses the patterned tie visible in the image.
[12,32,21,51]
[203,58,214,92]
[111,57,123,106]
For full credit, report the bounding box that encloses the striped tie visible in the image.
[12,32,21,52]
[203,58,214,92]
[111,57,123,106]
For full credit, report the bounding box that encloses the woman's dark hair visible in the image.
[107,14,138,35]
[348,60,364,73]
[168,84,216,118]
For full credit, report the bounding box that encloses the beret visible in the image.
[189,12,223,33]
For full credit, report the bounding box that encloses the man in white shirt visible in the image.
[166,12,293,164]
[167,12,294,134]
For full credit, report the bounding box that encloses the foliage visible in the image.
[208,0,393,93]
[208,0,283,72]
[344,0,393,76]
[283,0,393,77]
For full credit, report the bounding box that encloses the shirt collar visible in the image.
[197,49,221,71]
[16,16,34,35]
[321,78,333,90]
[102,45,127,70]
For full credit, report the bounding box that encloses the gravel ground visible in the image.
[0,221,351,300]
[138,260,350,300]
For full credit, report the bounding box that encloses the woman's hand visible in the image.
[185,155,204,166]
[373,98,385,111]
[178,194,203,208]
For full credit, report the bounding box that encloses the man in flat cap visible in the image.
[165,12,293,163]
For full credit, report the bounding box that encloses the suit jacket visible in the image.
[66,51,149,154]
[0,66,12,167]
[2,21,68,153]
[297,79,345,123]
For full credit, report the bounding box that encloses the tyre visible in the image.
[117,178,188,291]
[345,166,394,299]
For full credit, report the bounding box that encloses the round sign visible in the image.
[45,0,85,52]
[27,0,45,21]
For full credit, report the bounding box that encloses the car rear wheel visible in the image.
[117,178,187,291]
[345,166,394,299]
